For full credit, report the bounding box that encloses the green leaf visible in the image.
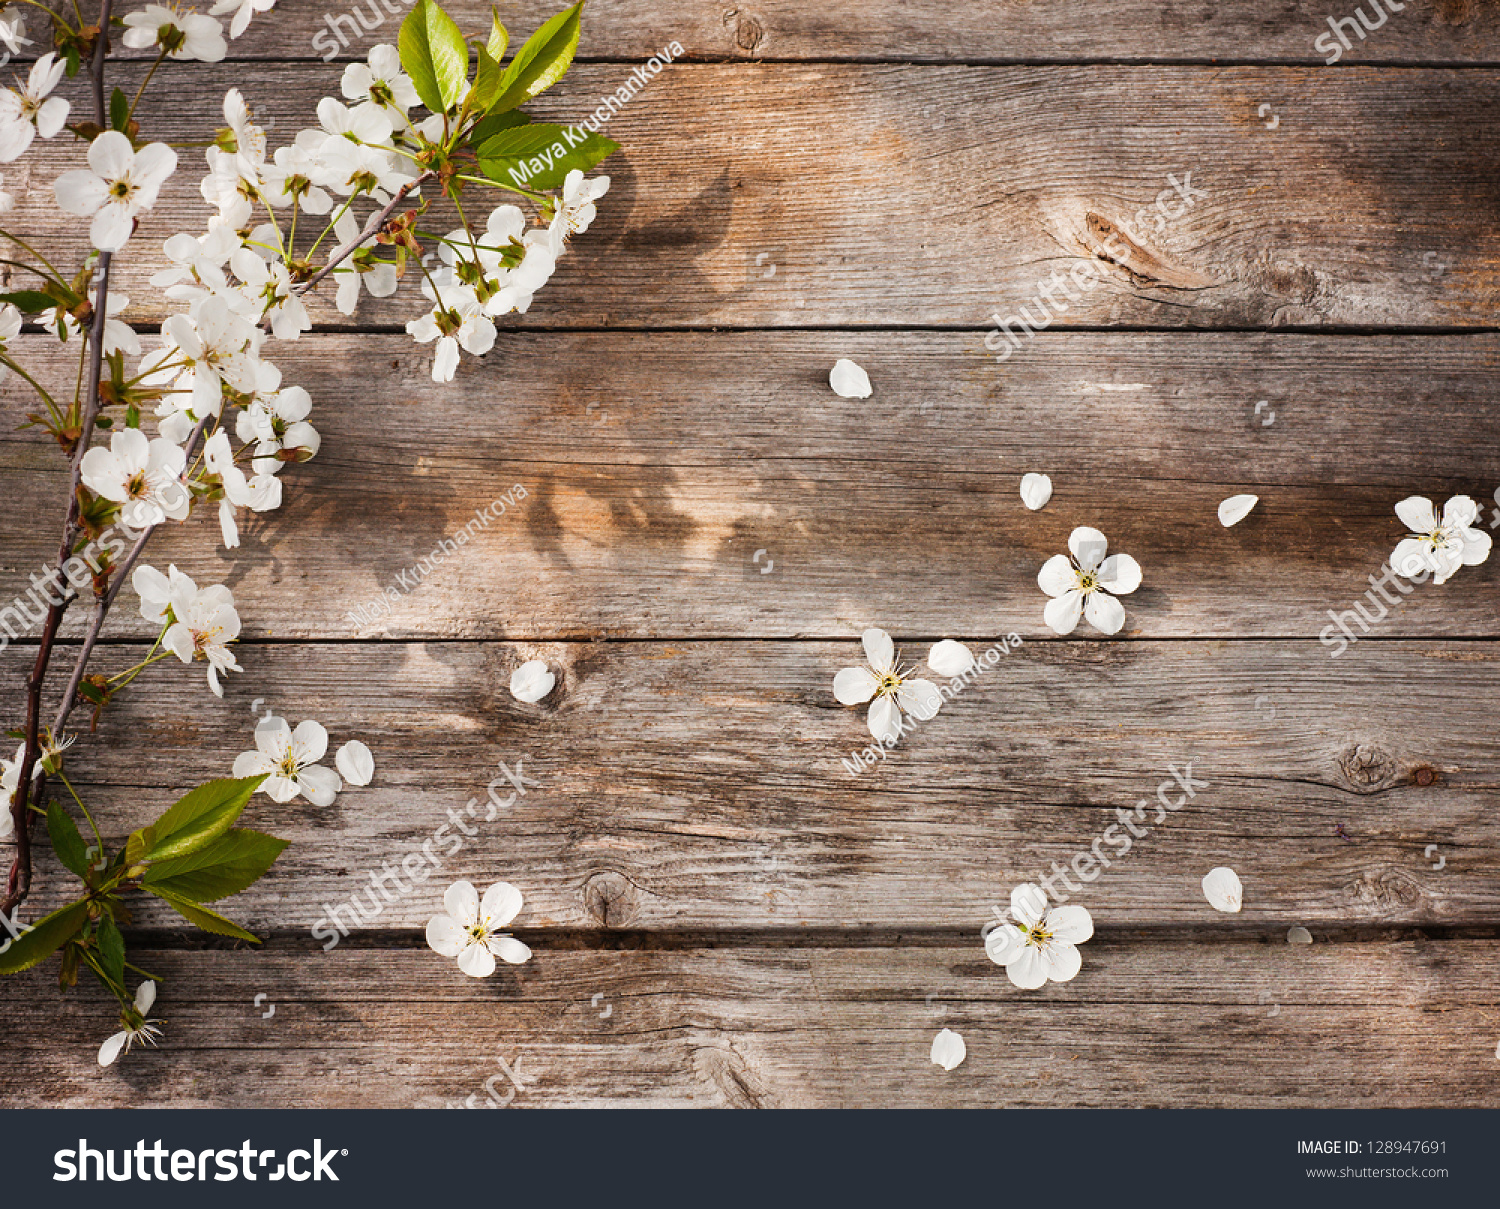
[468,108,531,147]
[399,0,470,115]
[487,6,509,61]
[478,121,617,191]
[109,87,129,132]
[46,803,91,880]
[143,775,266,863]
[145,889,261,944]
[0,900,89,975]
[143,829,289,903]
[467,45,505,114]
[96,915,125,987]
[0,290,58,314]
[490,1,584,115]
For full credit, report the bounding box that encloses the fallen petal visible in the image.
[1218,494,1259,527]
[1202,866,1244,913]
[929,1028,966,1071]
[335,740,375,787]
[927,639,975,677]
[829,358,872,399]
[1019,472,1053,511]
[510,659,556,704]
[1286,926,1313,945]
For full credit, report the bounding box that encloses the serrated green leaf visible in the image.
[46,802,91,880]
[109,87,129,132]
[96,915,125,987]
[144,828,289,903]
[144,775,266,863]
[490,2,584,115]
[468,45,505,114]
[0,290,58,314]
[478,121,617,191]
[468,108,531,147]
[0,900,89,975]
[399,0,470,115]
[487,7,508,60]
[145,889,261,944]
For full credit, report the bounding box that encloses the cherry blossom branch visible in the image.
[3,0,114,917]
[294,171,435,298]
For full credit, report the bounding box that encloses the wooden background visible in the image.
[2,0,1499,1107]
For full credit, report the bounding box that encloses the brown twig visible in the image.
[294,171,436,298]
[2,0,113,917]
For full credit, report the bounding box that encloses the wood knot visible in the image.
[1343,868,1423,913]
[582,870,646,928]
[722,8,765,52]
[1413,767,1438,787]
[693,1043,774,1109]
[1338,743,1397,791]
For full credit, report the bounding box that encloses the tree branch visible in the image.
[295,171,435,298]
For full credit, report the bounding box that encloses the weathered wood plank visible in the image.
[4,332,1499,640]
[100,0,1500,65]
[4,639,1496,930]
[5,66,1500,328]
[0,939,1494,1107]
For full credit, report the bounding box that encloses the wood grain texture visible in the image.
[117,0,1500,65]
[4,66,1500,329]
[5,332,1499,641]
[0,939,1495,1108]
[4,639,1495,930]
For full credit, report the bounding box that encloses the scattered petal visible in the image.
[926,639,974,677]
[1202,866,1244,913]
[1019,472,1053,511]
[1218,494,1259,527]
[510,659,556,704]
[929,1028,966,1071]
[1286,926,1313,945]
[335,740,375,787]
[829,358,872,399]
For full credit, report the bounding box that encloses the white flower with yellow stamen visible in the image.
[426,880,532,978]
[984,884,1094,989]
[1391,495,1491,586]
[1037,525,1142,636]
[833,627,946,743]
[233,716,342,805]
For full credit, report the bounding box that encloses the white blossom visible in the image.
[341,44,420,118]
[832,627,943,743]
[80,428,189,529]
[209,0,276,40]
[54,132,177,252]
[61,292,141,357]
[230,247,310,340]
[426,880,531,978]
[985,884,1094,989]
[1037,526,1142,636]
[150,562,243,696]
[122,4,227,62]
[546,170,609,256]
[0,53,68,162]
[407,278,495,383]
[98,982,163,1066]
[232,716,343,806]
[1392,495,1492,586]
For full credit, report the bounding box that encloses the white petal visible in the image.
[1019,472,1053,511]
[1442,494,1479,529]
[253,715,291,757]
[1009,883,1047,928]
[829,358,872,399]
[1044,939,1083,983]
[1037,553,1076,598]
[335,740,375,787]
[833,666,879,705]
[98,1031,128,1067]
[489,936,532,965]
[1084,591,1126,635]
[1217,494,1259,527]
[232,751,274,779]
[457,942,497,978]
[1202,866,1243,913]
[867,695,900,743]
[929,1028,966,1071]
[1392,537,1433,579]
[1096,553,1142,596]
[1287,926,1313,945]
[444,879,480,927]
[1044,589,1084,635]
[861,627,894,672]
[1460,526,1492,566]
[296,763,343,807]
[510,659,556,704]
[134,980,158,1012]
[985,923,1025,966]
[1045,905,1094,944]
[425,913,465,956]
[897,678,942,721]
[1069,526,1109,570]
[480,881,523,929]
[926,639,974,677]
[1394,495,1437,534]
[290,719,329,763]
[1004,945,1049,990]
